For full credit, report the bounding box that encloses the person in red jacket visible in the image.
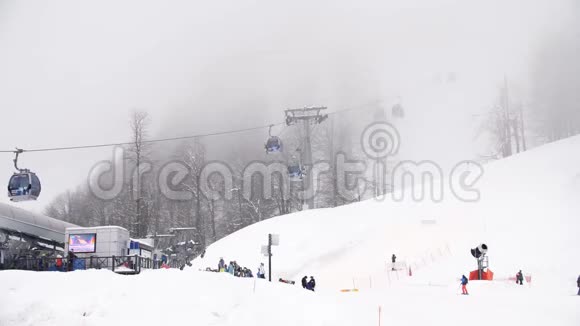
[55,255,63,271]
[461,275,469,295]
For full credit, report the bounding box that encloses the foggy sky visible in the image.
[0,0,575,212]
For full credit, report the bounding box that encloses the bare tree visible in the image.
[127,110,151,237]
[477,81,528,159]
[180,139,207,247]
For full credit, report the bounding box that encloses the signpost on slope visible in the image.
[262,234,279,282]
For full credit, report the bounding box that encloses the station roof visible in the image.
[0,202,78,245]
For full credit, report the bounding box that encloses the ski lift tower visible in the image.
[285,107,328,210]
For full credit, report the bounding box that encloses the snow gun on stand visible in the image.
[469,243,494,281]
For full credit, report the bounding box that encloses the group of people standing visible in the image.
[217,258,254,278]
[301,276,316,291]
[215,257,317,291]
[214,255,580,296]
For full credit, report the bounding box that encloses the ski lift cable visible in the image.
[0,100,383,154]
[326,99,384,116]
[0,121,286,154]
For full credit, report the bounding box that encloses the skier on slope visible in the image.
[461,275,469,295]
[257,263,266,279]
[391,254,397,271]
[301,276,308,289]
[516,270,524,285]
[577,275,580,295]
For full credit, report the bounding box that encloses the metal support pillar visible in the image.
[284,107,328,210]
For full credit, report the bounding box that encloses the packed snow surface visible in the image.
[2,136,580,325]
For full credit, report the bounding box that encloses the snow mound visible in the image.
[0,269,364,326]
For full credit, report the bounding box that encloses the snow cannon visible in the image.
[470,243,488,259]
[469,243,492,281]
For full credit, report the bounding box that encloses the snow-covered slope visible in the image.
[1,136,579,326]
[192,135,580,293]
[0,269,364,326]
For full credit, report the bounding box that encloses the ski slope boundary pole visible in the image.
[268,234,272,282]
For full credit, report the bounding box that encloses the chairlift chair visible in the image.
[8,171,41,202]
[7,149,41,202]
[265,136,283,153]
[288,165,304,180]
[265,125,283,153]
